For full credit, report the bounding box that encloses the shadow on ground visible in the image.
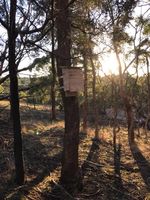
[0,103,148,200]
[130,141,150,191]
[76,137,139,200]
[1,126,63,200]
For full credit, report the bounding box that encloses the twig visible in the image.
[27,195,36,200]
[110,185,138,200]
[80,181,101,197]
[84,160,104,167]
[100,179,139,200]
[80,188,101,197]
[33,186,42,193]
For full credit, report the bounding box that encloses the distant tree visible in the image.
[82,48,88,134]
[89,43,100,139]
[99,0,138,143]
[71,0,102,135]
[133,14,150,134]
[28,76,50,104]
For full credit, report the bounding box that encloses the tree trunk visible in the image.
[51,0,56,121]
[56,0,81,192]
[82,51,88,134]
[144,56,150,136]
[8,0,24,185]
[89,49,99,139]
[113,42,135,144]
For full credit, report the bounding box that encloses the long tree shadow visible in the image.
[130,141,150,190]
[79,135,137,200]
[2,126,63,199]
[82,138,101,177]
[43,131,88,200]
[79,138,103,198]
[113,131,124,198]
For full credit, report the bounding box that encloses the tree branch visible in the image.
[0,18,8,29]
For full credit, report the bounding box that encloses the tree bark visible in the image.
[51,0,56,121]
[144,56,150,135]
[82,51,88,134]
[89,48,99,139]
[113,42,135,144]
[8,0,24,184]
[56,0,81,192]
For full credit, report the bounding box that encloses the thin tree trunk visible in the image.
[56,0,81,192]
[113,42,135,144]
[144,56,150,136]
[82,51,88,134]
[8,0,24,184]
[51,0,56,121]
[89,50,99,139]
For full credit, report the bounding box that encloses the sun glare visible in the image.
[99,52,148,77]
[99,53,119,76]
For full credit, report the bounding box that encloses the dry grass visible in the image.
[0,100,10,107]
[0,101,150,199]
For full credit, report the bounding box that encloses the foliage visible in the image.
[0,85,4,93]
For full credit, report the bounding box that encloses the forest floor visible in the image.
[0,101,150,200]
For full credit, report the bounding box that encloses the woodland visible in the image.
[0,0,150,199]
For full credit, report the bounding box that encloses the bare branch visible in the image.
[0,18,8,29]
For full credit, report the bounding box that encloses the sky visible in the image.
[98,1,150,77]
[0,1,149,78]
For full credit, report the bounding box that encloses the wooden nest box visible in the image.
[62,67,84,96]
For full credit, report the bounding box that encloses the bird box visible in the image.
[62,67,84,96]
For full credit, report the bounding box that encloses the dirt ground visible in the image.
[0,101,150,200]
